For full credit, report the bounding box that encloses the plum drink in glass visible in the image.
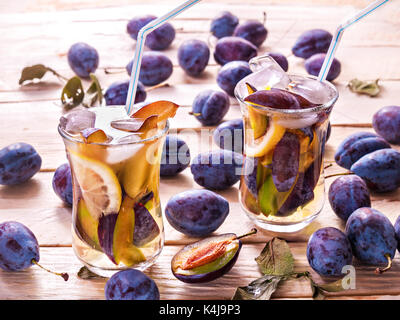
[59,101,177,276]
[235,55,339,233]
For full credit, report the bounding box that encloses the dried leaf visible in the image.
[348,78,380,97]
[255,238,294,276]
[83,73,103,107]
[77,266,106,280]
[19,64,66,85]
[61,76,84,109]
[309,276,346,300]
[232,275,284,300]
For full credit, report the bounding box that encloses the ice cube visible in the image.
[110,118,151,132]
[106,136,142,164]
[60,109,96,134]
[248,54,291,90]
[116,134,141,144]
[287,78,333,105]
[275,114,319,129]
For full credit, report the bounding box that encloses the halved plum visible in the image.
[76,198,100,249]
[258,174,278,216]
[113,196,146,266]
[245,88,317,110]
[244,88,301,110]
[110,115,159,139]
[78,128,109,160]
[271,132,300,192]
[121,141,161,199]
[131,100,179,125]
[80,128,109,144]
[133,202,160,247]
[245,82,268,139]
[172,233,242,283]
[98,213,118,264]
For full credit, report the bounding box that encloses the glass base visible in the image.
[240,202,322,234]
[72,226,164,278]
[79,253,161,278]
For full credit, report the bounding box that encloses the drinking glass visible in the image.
[59,110,168,276]
[235,55,339,233]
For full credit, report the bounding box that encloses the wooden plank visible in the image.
[0,245,399,300]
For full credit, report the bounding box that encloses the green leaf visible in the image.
[348,78,380,97]
[61,76,84,109]
[83,73,103,107]
[255,238,294,276]
[232,275,284,300]
[19,64,66,85]
[77,266,106,280]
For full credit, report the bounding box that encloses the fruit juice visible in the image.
[59,104,172,276]
[235,66,338,233]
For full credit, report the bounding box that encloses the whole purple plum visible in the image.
[328,175,371,221]
[0,221,40,271]
[104,80,146,105]
[292,29,333,59]
[305,53,341,81]
[233,20,268,47]
[373,106,400,145]
[210,11,239,39]
[127,52,173,86]
[0,142,42,185]
[266,52,289,72]
[346,207,397,265]
[334,131,391,170]
[214,37,257,66]
[105,269,160,300]
[192,90,230,126]
[52,163,73,206]
[217,61,252,96]
[67,42,99,78]
[178,39,210,76]
[307,227,353,276]
[127,15,175,50]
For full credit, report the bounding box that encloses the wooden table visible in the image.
[1,0,400,300]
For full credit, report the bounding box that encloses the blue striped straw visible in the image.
[125,0,202,115]
[318,0,390,82]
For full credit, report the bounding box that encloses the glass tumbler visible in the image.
[235,55,339,233]
[59,114,168,277]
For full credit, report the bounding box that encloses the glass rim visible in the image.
[234,73,339,115]
[58,119,170,146]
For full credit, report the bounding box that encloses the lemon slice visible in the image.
[68,150,122,220]
[246,120,286,157]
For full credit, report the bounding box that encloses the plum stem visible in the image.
[145,83,170,92]
[262,12,267,25]
[188,111,201,117]
[375,254,393,275]
[324,163,333,170]
[324,172,355,179]
[31,259,69,281]
[235,228,258,240]
[103,68,125,75]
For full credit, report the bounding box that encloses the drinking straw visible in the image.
[318,0,390,82]
[125,0,202,115]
